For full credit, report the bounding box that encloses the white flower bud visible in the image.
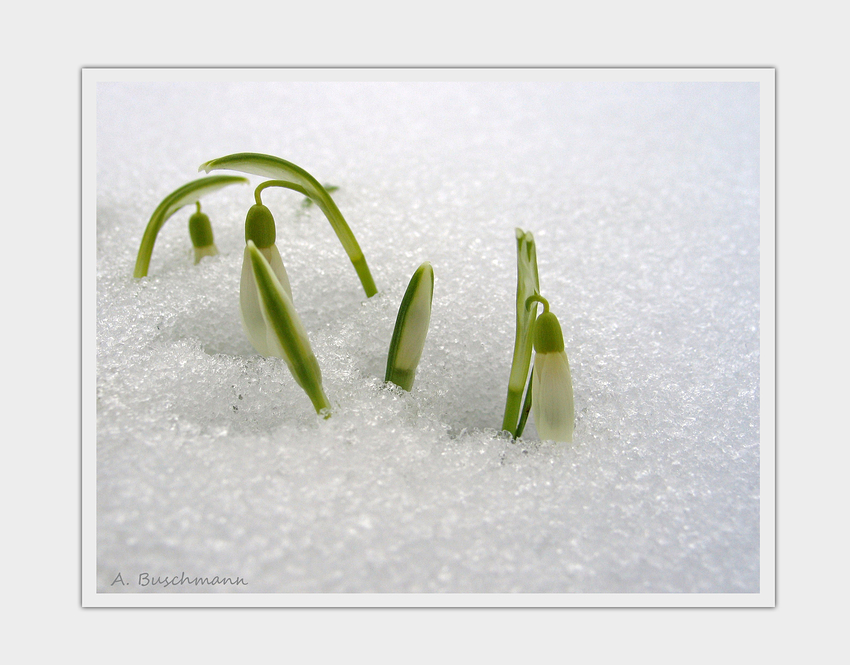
[385,262,434,391]
[531,311,574,443]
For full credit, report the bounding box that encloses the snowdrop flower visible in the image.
[385,262,434,391]
[531,305,574,443]
[188,202,219,264]
[240,202,293,357]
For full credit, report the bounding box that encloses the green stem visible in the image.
[254,179,292,205]
[502,386,525,437]
[354,256,379,300]
[525,294,549,313]
[514,367,534,440]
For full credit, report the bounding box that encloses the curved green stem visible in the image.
[199,153,377,297]
[525,294,549,313]
[133,175,248,278]
[254,179,312,205]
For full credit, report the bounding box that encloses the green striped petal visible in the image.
[240,243,292,357]
[247,240,330,416]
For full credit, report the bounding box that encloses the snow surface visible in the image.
[95,79,760,594]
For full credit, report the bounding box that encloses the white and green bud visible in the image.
[246,240,330,416]
[531,310,574,443]
[385,262,434,391]
[240,203,293,357]
[188,202,219,264]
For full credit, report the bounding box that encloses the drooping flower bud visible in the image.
[244,203,276,248]
[531,311,574,443]
[240,204,292,356]
[188,202,219,264]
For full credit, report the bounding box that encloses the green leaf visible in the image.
[501,228,541,435]
[247,240,331,416]
[302,184,338,207]
[385,262,434,391]
[514,366,534,439]
[200,153,377,297]
[133,175,248,278]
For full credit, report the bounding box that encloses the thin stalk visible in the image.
[200,153,377,297]
[525,294,549,313]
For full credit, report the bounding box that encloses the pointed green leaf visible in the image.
[385,262,434,391]
[200,153,377,297]
[247,241,330,416]
[133,175,248,278]
[501,228,541,435]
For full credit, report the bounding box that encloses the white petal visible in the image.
[532,351,575,442]
[240,244,292,356]
[193,243,218,264]
[261,244,292,299]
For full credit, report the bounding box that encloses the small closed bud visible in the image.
[532,312,565,354]
[188,203,219,264]
[244,204,276,248]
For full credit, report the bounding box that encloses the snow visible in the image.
[93,75,764,598]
